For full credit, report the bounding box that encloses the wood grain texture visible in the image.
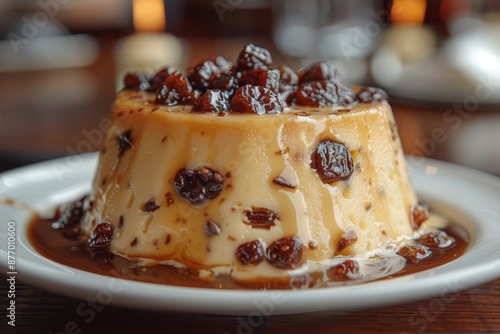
[1,276,498,334]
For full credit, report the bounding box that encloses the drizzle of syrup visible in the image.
[27,213,469,290]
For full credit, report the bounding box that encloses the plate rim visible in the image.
[0,153,499,315]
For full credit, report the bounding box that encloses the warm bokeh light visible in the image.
[440,0,471,23]
[133,0,166,32]
[391,0,427,24]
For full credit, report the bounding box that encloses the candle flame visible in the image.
[391,0,427,25]
[133,0,166,32]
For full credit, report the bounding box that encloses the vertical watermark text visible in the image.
[6,220,17,327]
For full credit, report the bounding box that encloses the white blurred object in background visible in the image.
[114,0,186,90]
[272,0,387,83]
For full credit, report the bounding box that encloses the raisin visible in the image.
[337,229,358,252]
[267,236,303,269]
[52,196,88,229]
[326,259,360,281]
[237,69,280,92]
[192,90,229,113]
[123,69,173,91]
[208,72,238,98]
[272,176,296,189]
[236,240,265,265]
[149,67,172,91]
[123,71,152,90]
[212,56,234,73]
[174,167,224,206]
[397,245,432,263]
[230,85,283,115]
[88,223,114,248]
[296,80,355,107]
[174,169,204,206]
[411,204,430,229]
[418,231,456,249]
[279,65,299,86]
[187,57,233,91]
[278,86,297,106]
[356,87,388,103]
[205,220,222,236]
[236,43,273,71]
[299,61,339,84]
[142,198,160,212]
[196,167,224,199]
[156,71,196,105]
[310,139,354,183]
[116,130,133,157]
[277,65,298,106]
[187,60,218,91]
[244,207,280,230]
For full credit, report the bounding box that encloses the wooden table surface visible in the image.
[1,274,499,333]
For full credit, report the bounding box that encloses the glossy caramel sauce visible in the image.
[28,213,469,290]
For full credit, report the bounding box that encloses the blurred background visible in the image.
[0,0,499,175]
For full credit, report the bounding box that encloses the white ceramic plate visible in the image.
[0,154,499,315]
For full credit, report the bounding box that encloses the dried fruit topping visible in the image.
[272,176,296,189]
[337,229,358,252]
[237,69,280,92]
[278,86,297,106]
[356,87,388,103]
[88,222,114,248]
[279,65,299,86]
[123,71,153,90]
[418,231,456,249]
[174,167,224,206]
[310,139,354,183]
[52,196,88,229]
[411,204,430,229]
[205,220,222,236]
[326,259,360,281]
[230,85,283,114]
[296,80,355,107]
[277,65,299,105]
[192,89,229,113]
[244,207,280,230]
[187,57,233,91]
[156,71,196,105]
[124,68,172,92]
[208,72,238,98]
[149,67,172,91]
[267,236,303,269]
[142,198,160,212]
[397,245,432,263]
[236,43,273,71]
[236,240,265,265]
[299,61,339,84]
[116,130,133,157]
[122,44,390,110]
